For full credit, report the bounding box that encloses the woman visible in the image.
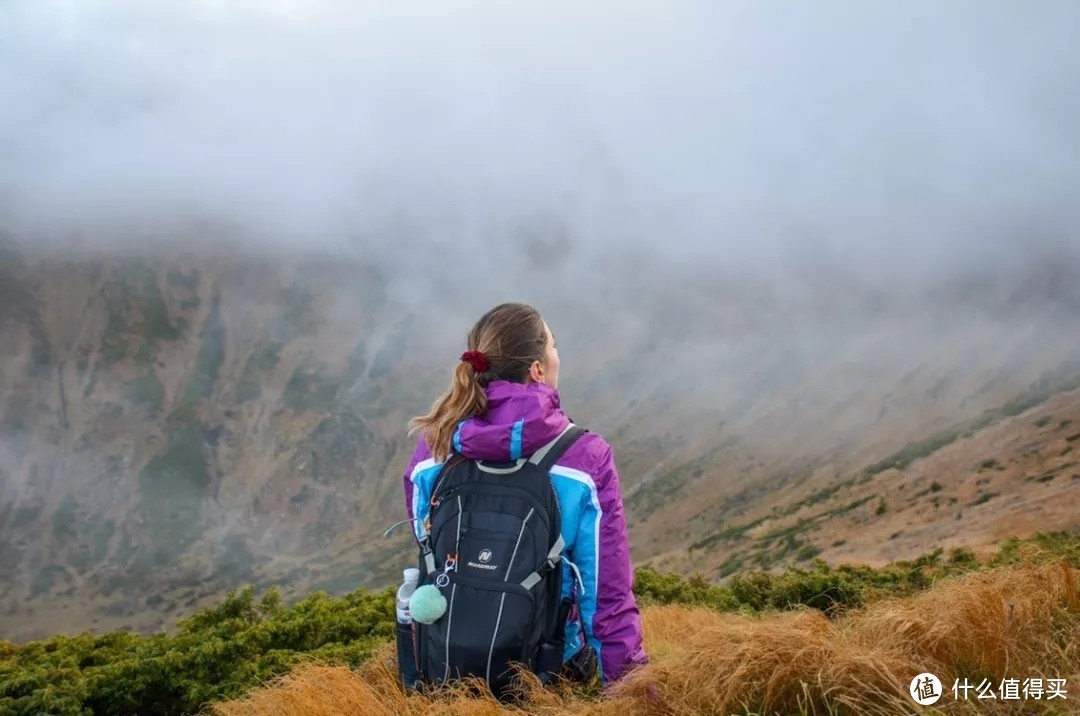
[401,302,648,686]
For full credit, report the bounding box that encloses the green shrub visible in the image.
[634,568,741,612]
[4,533,1078,715]
[948,547,979,567]
[718,553,745,578]
[996,367,1080,419]
[989,531,1080,568]
[0,586,395,716]
[971,492,999,506]
[864,427,965,475]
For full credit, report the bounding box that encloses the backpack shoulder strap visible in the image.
[419,453,469,574]
[429,452,469,502]
[528,423,588,472]
[516,425,587,592]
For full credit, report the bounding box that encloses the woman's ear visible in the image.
[528,359,546,384]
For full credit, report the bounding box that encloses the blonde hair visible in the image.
[409,303,547,461]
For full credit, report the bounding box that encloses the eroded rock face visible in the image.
[0,252,432,640]
[4,244,1080,641]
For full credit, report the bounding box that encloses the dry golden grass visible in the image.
[209,561,1080,716]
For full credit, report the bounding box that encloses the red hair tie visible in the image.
[460,350,489,373]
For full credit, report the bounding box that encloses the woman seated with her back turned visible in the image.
[402,302,649,686]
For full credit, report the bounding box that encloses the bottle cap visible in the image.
[403,567,420,582]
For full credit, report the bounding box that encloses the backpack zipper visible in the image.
[433,483,552,532]
[429,486,459,514]
[429,455,467,512]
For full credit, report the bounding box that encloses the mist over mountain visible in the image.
[1,1,1079,640]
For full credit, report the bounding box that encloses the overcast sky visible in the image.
[3,0,1078,279]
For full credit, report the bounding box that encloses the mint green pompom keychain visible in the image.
[409,584,447,624]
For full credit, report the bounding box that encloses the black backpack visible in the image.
[414,425,587,699]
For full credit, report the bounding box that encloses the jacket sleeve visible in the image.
[576,440,648,683]
[402,436,432,542]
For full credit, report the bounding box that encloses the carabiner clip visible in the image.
[435,553,458,588]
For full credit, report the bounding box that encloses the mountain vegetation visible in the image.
[3,533,1077,715]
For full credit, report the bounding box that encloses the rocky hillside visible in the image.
[2,243,1080,642]
[0,249,443,641]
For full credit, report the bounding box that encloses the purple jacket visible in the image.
[402,380,648,683]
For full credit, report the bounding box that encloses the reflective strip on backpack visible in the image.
[454,495,464,557]
[505,508,535,582]
[520,534,565,590]
[485,593,507,684]
[442,582,457,685]
[527,423,576,466]
[485,508,534,683]
[475,459,527,474]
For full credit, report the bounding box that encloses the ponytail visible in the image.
[408,361,488,462]
[408,302,548,462]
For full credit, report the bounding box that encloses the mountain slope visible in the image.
[2,245,1080,642]
[0,250,438,640]
[643,385,1080,578]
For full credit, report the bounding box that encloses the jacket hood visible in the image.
[452,380,571,461]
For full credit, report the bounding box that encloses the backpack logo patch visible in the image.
[467,548,499,571]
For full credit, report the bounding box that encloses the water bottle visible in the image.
[395,567,420,690]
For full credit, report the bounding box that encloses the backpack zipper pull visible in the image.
[431,487,458,509]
